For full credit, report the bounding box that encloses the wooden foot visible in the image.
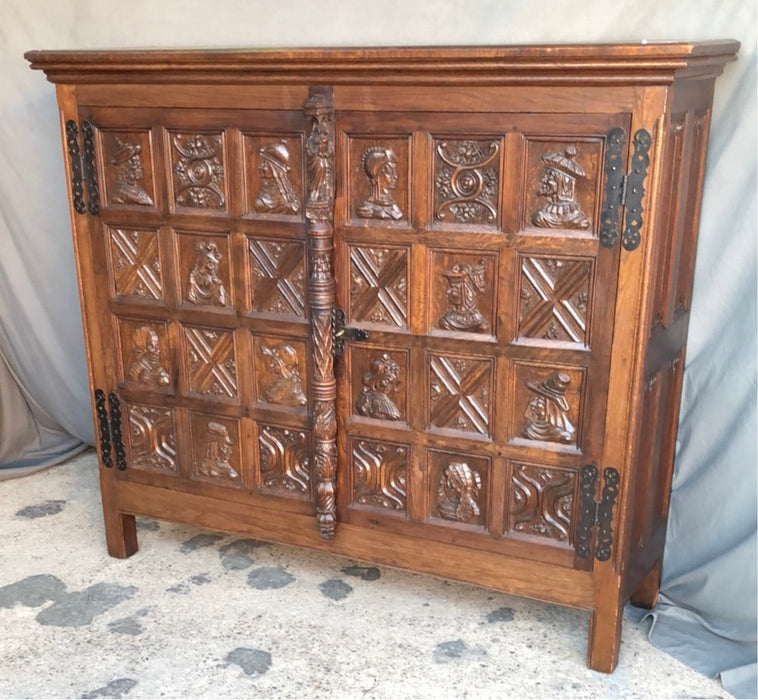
[587,599,623,673]
[630,557,663,609]
[104,510,138,559]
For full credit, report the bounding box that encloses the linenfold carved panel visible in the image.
[524,139,601,234]
[182,326,238,399]
[106,227,163,302]
[428,352,493,436]
[248,237,306,317]
[434,138,501,227]
[170,132,226,210]
[189,413,242,485]
[351,438,408,512]
[100,131,155,208]
[258,424,310,495]
[349,245,408,327]
[509,462,576,543]
[518,255,593,345]
[125,403,177,474]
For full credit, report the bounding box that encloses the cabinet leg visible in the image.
[630,557,663,609]
[103,510,138,559]
[587,599,623,673]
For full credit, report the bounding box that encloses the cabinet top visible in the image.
[26,41,739,86]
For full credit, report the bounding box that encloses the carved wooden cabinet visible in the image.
[26,42,738,672]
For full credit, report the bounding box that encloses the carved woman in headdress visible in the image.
[438,462,482,523]
[357,146,403,220]
[355,353,402,420]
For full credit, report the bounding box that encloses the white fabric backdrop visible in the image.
[1,0,755,695]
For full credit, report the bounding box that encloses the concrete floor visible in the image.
[0,449,731,699]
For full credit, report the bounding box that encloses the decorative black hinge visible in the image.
[65,120,86,215]
[575,463,620,561]
[107,392,127,471]
[93,389,113,469]
[599,127,651,252]
[332,307,369,359]
[80,121,100,215]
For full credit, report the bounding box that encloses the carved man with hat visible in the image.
[531,144,590,229]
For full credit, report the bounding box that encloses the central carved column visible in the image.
[304,88,338,538]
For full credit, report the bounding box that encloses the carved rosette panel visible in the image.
[258,424,310,495]
[430,452,489,528]
[518,256,593,344]
[509,463,575,542]
[118,319,172,389]
[248,238,306,317]
[349,245,408,327]
[170,132,226,210]
[183,326,237,399]
[102,131,155,208]
[125,403,177,474]
[352,438,408,512]
[305,90,338,537]
[429,353,492,436]
[244,134,303,218]
[254,337,308,407]
[107,227,163,301]
[434,139,500,226]
[431,250,496,335]
[189,413,241,485]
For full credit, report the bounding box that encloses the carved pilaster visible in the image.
[305,88,338,538]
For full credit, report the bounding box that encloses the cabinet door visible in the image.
[77,105,316,509]
[333,110,630,567]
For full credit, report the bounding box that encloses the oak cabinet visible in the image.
[26,41,738,672]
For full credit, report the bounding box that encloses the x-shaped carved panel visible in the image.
[519,257,592,344]
[184,326,237,399]
[248,238,306,317]
[108,228,163,300]
[429,354,492,436]
[350,246,408,327]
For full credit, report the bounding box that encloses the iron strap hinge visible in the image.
[65,119,100,216]
[93,389,127,471]
[575,463,620,561]
[600,127,651,252]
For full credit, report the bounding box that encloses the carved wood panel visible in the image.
[429,249,497,335]
[351,438,408,512]
[518,255,593,345]
[511,362,585,448]
[428,352,493,437]
[428,449,489,528]
[175,232,231,308]
[523,138,601,234]
[257,424,311,496]
[99,130,156,209]
[248,237,306,317]
[243,134,304,218]
[124,403,177,474]
[350,346,408,423]
[182,326,238,400]
[106,227,163,302]
[253,336,308,408]
[117,318,172,390]
[188,412,242,486]
[433,137,501,228]
[508,462,576,543]
[349,245,408,327]
[169,131,227,211]
[346,135,411,223]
